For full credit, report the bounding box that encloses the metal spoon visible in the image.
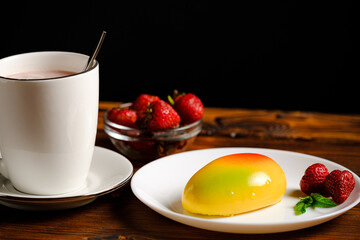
[83,30,107,71]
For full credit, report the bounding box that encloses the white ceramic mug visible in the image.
[0,51,99,195]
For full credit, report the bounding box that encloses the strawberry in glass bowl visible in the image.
[103,93,203,162]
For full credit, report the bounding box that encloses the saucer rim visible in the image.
[0,174,132,204]
[0,146,133,204]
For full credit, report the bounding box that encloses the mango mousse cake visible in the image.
[182,153,287,216]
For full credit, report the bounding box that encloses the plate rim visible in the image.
[131,147,360,233]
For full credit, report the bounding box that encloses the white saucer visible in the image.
[0,146,133,210]
[131,147,360,234]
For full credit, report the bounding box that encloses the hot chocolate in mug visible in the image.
[0,51,99,195]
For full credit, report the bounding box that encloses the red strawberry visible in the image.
[324,170,355,204]
[146,100,180,131]
[174,94,185,103]
[108,108,137,128]
[174,93,204,125]
[300,163,329,195]
[131,94,160,113]
[131,94,160,125]
[108,108,120,121]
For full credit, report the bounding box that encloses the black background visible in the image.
[0,1,356,113]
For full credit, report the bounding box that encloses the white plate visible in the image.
[0,146,133,210]
[131,147,360,234]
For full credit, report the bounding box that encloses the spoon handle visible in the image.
[84,31,107,71]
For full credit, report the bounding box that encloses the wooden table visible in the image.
[1,102,359,240]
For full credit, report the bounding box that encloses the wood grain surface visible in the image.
[0,102,359,240]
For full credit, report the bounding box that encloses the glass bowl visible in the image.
[103,103,202,162]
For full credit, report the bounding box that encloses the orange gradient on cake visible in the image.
[182,153,287,216]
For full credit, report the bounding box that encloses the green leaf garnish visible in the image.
[311,193,337,208]
[294,193,337,215]
[295,201,307,215]
[295,195,313,215]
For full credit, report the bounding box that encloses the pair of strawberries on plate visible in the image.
[300,163,355,204]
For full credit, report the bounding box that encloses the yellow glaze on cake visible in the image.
[182,153,287,216]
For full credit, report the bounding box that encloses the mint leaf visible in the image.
[294,193,337,215]
[295,201,307,215]
[302,195,314,207]
[294,196,313,215]
[310,193,337,208]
